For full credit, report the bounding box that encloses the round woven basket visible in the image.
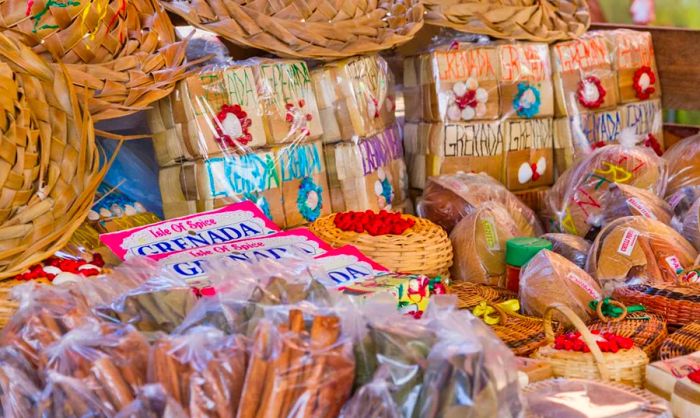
[423,0,590,42]
[309,213,453,278]
[658,321,700,360]
[0,33,103,279]
[478,300,559,357]
[161,0,425,60]
[450,281,513,309]
[586,300,668,360]
[613,283,700,327]
[523,378,670,418]
[0,0,192,120]
[532,304,649,388]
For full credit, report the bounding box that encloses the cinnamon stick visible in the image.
[238,321,273,418]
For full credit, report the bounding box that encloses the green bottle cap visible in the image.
[505,237,553,267]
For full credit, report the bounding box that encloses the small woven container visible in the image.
[658,321,700,360]
[161,0,424,60]
[479,300,558,357]
[450,281,511,309]
[614,283,700,327]
[309,213,453,278]
[0,0,191,120]
[514,187,549,218]
[423,0,590,42]
[532,304,649,388]
[0,279,20,329]
[523,378,671,418]
[586,300,668,360]
[0,33,103,279]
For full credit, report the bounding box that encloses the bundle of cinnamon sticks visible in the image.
[0,347,41,417]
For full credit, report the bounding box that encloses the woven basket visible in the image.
[514,187,549,218]
[614,283,700,327]
[479,300,558,357]
[658,321,700,360]
[523,378,671,418]
[532,304,649,387]
[423,0,590,42]
[309,213,453,277]
[161,0,424,60]
[586,300,668,360]
[0,0,192,120]
[450,281,513,309]
[0,33,104,279]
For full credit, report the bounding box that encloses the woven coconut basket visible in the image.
[161,0,425,60]
[423,0,590,42]
[0,0,193,120]
[0,33,104,280]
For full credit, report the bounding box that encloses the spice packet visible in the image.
[100,201,280,260]
[310,245,389,288]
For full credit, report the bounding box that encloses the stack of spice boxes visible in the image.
[312,55,409,212]
[552,30,663,172]
[404,41,555,192]
[148,59,332,228]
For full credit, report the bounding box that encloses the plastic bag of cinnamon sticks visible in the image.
[0,347,42,417]
[148,326,248,417]
[115,384,188,418]
[339,365,402,418]
[37,371,117,417]
[0,283,97,368]
[42,321,150,412]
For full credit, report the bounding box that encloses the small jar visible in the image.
[505,237,552,294]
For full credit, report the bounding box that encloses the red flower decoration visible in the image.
[633,66,656,100]
[644,133,663,156]
[285,100,313,137]
[591,141,607,150]
[554,330,634,353]
[577,76,606,109]
[455,89,478,110]
[214,104,253,147]
[333,210,415,236]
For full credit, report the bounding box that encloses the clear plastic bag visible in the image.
[545,142,667,238]
[149,326,247,417]
[586,216,698,294]
[664,133,700,198]
[681,198,700,251]
[541,233,592,270]
[38,371,117,418]
[42,322,149,411]
[115,384,189,418]
[418,172,543,235]
[520,249,603,321]
[339,366,402,418]
[0,347,41,417]
[450,201,530,286]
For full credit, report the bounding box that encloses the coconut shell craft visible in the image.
[545,144,667,238]
[0,33,104,278]
[423,0,590,42]
[418,172,543,235]
[450,202,529,287]
[587,217,698,295]
[0,0,193,120]
[160,0,424,60]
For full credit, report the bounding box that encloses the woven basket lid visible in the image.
[160,0,425,60]
[423,0,590,42]
[0,32,104,278]
[0,0,193,120]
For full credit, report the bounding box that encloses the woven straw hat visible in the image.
[0,0,193,120]
[423,0,590,42]
[161,0,425,60]
[0,32,105,278]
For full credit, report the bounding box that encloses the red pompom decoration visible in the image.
[333,210,415,236]
[554,331,634,353]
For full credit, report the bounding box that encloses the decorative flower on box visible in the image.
[447,78,488,121]
[577,76,606,109]
[214,104,253,147]
[513,82,541,118]
[285,99,313,137]
[643,133,663,156]
[374,167,394,209]
[518,156,547,184]
[633,66,656,100]
[297,177,323,222]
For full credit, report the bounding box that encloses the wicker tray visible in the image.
[586,300,668,360]
[423,0,590,42]
[523,378,671,418]
[614,283,700,327]
[532,304,649,388]
[309,213,453,277]
[450,281,513,309]
[0,33,105,279]
[658,321,700,360]
[0,0,192,120]
[161,0,424,60]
